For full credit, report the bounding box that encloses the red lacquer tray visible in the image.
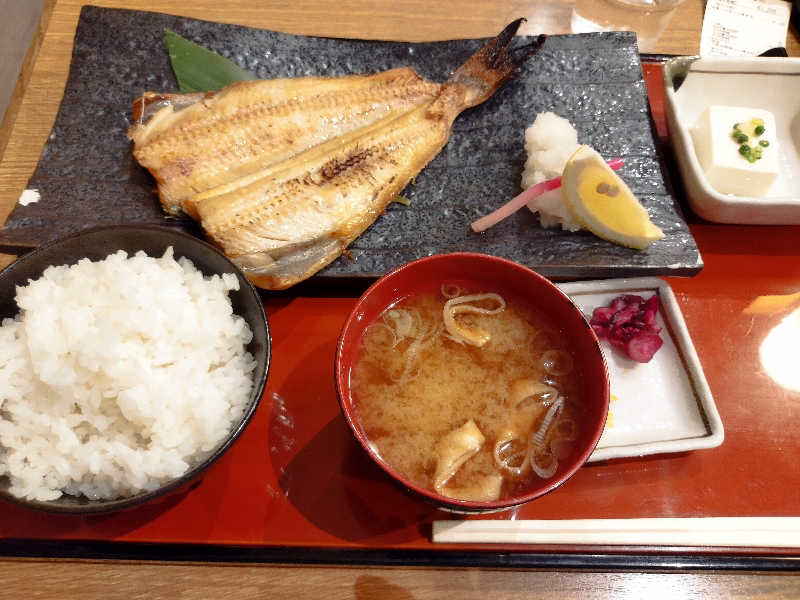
[2,62,800,567]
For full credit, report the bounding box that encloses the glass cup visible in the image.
[570,0,687,52]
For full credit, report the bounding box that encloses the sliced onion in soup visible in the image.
[540,349,574,376]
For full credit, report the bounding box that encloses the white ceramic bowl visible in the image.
[663,56,800,224]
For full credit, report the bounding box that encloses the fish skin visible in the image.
[129,20,545,289]
[195,101,452,289]
[129,68,441,215]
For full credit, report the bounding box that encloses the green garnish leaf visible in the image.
[165,29,256,93]
[739,144,751,157]
[391,196,412,206]
[732,131,749,144]
[755,125,765,136]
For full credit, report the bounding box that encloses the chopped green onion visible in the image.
[732,117,768,162]
[732,131,749,144]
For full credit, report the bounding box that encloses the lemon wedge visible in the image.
[561,145,664,250]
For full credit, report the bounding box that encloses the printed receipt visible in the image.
[700,0,792,57]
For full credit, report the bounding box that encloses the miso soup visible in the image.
[351,284,584,502]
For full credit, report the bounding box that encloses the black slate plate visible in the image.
[0,5,702,280]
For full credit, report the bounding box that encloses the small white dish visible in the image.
[663,56,800,224]
[556,277,724,462]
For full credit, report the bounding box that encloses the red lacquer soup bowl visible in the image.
[335,253,609,513]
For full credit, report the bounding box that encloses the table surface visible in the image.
[1,0,800,596]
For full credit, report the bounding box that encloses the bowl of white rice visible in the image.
[0,225,270,513]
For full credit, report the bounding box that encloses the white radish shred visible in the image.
[531,396,565,451]
[523,112,581,188]
[522,112,582,231]
[531,450,559,479]
[526,396,566,479]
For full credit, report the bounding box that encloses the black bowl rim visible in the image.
[334,251,610,513]
[0,224,271,514]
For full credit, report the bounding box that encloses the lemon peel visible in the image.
[561,145,664,250]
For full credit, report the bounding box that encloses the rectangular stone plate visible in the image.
[0,6,703,281]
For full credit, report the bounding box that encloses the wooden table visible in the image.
[1,1,800,597]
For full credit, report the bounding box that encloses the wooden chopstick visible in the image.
[432,518,800,547]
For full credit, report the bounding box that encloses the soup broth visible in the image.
[351,285,584,503]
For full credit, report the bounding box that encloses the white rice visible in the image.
[522,112,582,232]
[0,248,256,502]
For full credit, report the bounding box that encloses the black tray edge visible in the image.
[2,539,800,571]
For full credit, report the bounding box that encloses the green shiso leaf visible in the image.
[165,28,256,93]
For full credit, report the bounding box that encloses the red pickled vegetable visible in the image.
[590,294,663,363]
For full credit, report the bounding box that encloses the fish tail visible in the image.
[435,19,546,113]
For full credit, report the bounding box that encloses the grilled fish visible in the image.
[129,20,544,289]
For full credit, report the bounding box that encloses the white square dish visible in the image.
[663,56,800,224]
[557,277,724,462]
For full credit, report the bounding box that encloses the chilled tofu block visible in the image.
[690,105,778,197]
